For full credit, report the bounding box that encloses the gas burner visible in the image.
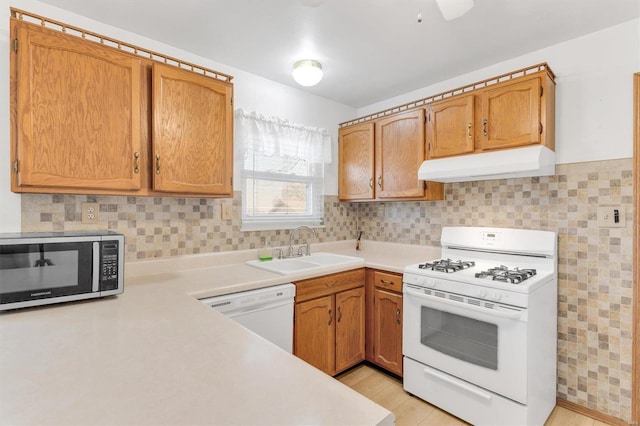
[475,266,537,284]
[419,258,476,273]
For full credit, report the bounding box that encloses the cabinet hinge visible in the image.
[539,86,543,97]
[12,38,17,53]
[13,160,18,173]
[539,123,543,134]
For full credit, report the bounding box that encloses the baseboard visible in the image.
[556,398,631,426]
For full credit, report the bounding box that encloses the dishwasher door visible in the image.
[200,283,295,353]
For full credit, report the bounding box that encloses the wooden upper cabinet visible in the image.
[338,122,374,200]
[152,63,233,195]
[477,77,542,151]
[335,287,365,373]
[427,94,475,159]
[12,20,142,191]
[375,109,427,199]
[10,15,234,198]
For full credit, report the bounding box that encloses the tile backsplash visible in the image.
[21,158,633,422]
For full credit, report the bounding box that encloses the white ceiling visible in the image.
[36,0,640,108]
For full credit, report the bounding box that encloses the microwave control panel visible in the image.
[99,241,120,291]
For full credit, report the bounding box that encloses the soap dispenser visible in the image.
[259,239,273,262]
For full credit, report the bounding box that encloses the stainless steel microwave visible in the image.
[0,231,124,311]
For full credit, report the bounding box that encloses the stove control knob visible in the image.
[417,278,426,286]
[428,280,438,289]
[492,292,502,301]
[477,289,487,299]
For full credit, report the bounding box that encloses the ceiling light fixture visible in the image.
[292,59,323,87]
[435,0,474,21]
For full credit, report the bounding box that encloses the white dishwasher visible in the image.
[200,283,296,353]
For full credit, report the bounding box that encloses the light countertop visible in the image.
[0,240,439,425]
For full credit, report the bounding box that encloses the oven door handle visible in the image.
[422,367,492,401]
[404,287,522,320]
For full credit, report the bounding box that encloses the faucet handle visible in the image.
[273,248,284,259]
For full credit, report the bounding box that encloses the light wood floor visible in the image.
[337,364,611,426]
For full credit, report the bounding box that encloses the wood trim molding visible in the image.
[633,72,640,426]
[556,399,629,426]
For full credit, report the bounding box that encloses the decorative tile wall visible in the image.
[21,193,357,260]
[354,158,634,422]
[21,158,633,422]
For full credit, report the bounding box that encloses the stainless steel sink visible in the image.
[246,252,363,275]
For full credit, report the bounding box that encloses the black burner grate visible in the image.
[474,266,537,284]
[419,259,476,273]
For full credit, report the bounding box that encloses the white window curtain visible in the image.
[235,109,332,231]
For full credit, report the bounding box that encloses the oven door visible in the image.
[403,283,528,404]
[0,240,97,309]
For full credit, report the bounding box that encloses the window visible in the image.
[235,109,331,231]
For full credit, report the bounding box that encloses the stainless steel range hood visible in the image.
[418,145,556,183]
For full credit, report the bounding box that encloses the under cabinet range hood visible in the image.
[418,145,556,183]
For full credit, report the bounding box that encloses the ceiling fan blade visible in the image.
[435,0,474,21]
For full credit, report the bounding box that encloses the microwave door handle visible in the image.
[405,287,522,320]
[92,242,100,293]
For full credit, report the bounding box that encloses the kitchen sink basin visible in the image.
[246,252,363,275]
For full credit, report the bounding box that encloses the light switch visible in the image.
[222,203,233,221]
[596,205,625,228]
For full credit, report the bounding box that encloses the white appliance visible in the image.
[201,283,296,353]
[417,145,556,182]
[402,227,557,426]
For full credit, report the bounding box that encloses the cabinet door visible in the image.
[294,296,335,375]
[338,123,375,200]
[478,77,541,151]
[373,289,403,376]
[13,21,142,191]
[427,94,475,159]
[375,109,426,199]
[152,63,233,195]
[335,287,365,373]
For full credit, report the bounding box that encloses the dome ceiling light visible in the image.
[292,59,323,87]
[434,0,474,21]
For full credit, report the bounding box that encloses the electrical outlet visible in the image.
[596,205,625,228]
[222,203,233,221]
[81,202,99,224]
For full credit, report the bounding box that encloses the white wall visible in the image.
[0,0,357,232]
[358,19,640,165]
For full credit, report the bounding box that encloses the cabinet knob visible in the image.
[369,178,373,189]
[377,175,382,189]
[328,308,333,325]
[155,154,161,175]
[467,123,472,139]
[482,119,488,137]
[396,308,401,324]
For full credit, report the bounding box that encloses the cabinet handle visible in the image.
[396,308,401,324]
[337,306,342,323]
[377,175,382,189]
[369,178,373,189]
[482,119,488,137]
[133,152,140,174]
[155,154,161,175]
[328,308,333,325]
[380,279,394,285]
[467,123,472,139]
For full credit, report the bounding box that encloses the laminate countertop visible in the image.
[0,240,440,425]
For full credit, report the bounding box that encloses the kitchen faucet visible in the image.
[288,225,318,257]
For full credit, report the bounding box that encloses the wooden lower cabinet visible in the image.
[293,269,365,376]
[366,269,404,377]
[373,289,403,376]
[294,295,335,374]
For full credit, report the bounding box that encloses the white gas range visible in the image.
[402,227,558,426]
